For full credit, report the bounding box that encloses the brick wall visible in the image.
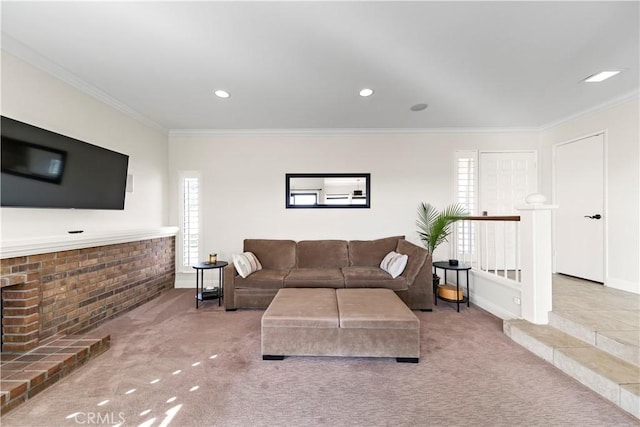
[1,237,175,351]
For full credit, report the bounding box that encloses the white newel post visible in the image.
[517,197,558,324]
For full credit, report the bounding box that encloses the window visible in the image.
[179,171,201,272]
[455,151,477,255]
[290,192,318,206]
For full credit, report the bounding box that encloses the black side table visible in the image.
[193,261,228,309]
[433,261,471,312]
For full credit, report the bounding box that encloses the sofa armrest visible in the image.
[224,263,238,310]
[405,254,433,310]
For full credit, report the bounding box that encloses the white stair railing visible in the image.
[453,205,556,324]
[453,215,522,283]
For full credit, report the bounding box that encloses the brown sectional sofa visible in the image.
[223,236,433,311]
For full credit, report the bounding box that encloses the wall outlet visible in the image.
[513,297,521,305]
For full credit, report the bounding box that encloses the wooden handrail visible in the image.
[462,215,521,221]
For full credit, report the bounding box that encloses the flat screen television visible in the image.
[1,116,129,210]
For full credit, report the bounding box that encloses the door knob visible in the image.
[584,214,602,219]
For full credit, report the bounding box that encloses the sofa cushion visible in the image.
[297,240,349,268]
[342,266,408,291]
[396,239,428,285]
[348,235,404,267]
[284,268,345,288]
[244,239,297,270]
[235,269,289,290]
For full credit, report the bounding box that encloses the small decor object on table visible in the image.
[437,284,464,302]
[209,253,217,264]
[193,260,228,309]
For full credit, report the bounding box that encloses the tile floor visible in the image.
[552,273,640,364]
[511,274,640,418]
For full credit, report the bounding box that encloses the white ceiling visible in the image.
[1,1,638,131]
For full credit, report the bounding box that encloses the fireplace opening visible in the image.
[0,278,42,354]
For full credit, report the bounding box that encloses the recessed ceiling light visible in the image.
[410,103,428,112]
[584,71,621,83]
[359,88,374,97]
[214,89,230,98]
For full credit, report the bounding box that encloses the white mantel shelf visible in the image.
[1,226,179,259]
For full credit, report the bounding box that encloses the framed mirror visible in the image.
[286,173,370,209]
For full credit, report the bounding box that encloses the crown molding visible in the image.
[541,89,639,131]
[169,126,541,138]
[1,34,168,134]
[171,89,639,138]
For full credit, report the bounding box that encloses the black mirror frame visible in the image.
[285,173,371,209]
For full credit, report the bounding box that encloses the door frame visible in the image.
[551,130,608,284]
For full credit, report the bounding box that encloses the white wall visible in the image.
[0,51,169,240]
[540,98,640,294]
[470,271,522,320]
[168,131,539,270]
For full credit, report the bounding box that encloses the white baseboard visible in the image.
[174,277,195,288]
[606,278,640,295]
[174,272,221,289]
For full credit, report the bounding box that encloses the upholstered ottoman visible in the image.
[261,288,420,362]
[337,288,420,362]
[261,288,341,358]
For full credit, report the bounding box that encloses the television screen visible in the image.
[2,137,67,184]
[1,116,129,210]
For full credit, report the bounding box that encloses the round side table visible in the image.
[432,261,471,312]
[193,261,228,309]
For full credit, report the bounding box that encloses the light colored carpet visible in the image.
[1,289,637,427]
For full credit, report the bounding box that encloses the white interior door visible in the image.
[479,151,537,270]
[555,133,605,283]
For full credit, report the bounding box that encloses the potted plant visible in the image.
[416,202,468,290]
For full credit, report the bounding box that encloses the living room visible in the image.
[1,1,639,425]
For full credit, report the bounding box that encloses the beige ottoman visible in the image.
[261,288,340,358]
[261,288,420,362]
[337,288,421,361]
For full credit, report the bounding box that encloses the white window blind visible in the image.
[180,172,200,271]
[455,151,477,255]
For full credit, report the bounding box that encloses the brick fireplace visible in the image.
[0,229,177,414]
[1,233,176,353]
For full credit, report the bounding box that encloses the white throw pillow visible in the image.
[233,252,263,278]
[380,251,409,279]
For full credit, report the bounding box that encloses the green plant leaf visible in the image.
[416,202,468,255]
